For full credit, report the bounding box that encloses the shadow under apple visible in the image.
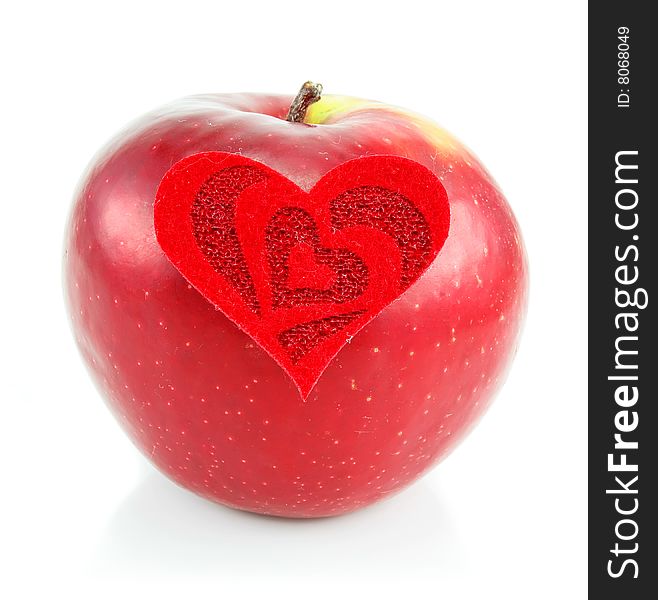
[90,465,464,579]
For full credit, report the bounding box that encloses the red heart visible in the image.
[266,206,370,310]
[155,152,450,398]
[284,242,339,291]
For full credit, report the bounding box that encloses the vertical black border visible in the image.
[589,3,656,596]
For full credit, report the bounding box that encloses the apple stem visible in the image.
[286,81,323,123]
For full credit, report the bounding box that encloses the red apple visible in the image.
[64,84,528,518]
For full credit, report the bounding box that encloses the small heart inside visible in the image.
[286,243,336,290]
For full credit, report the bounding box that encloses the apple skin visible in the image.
[64,92,528,518]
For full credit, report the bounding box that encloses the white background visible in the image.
[0,1,587,598]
